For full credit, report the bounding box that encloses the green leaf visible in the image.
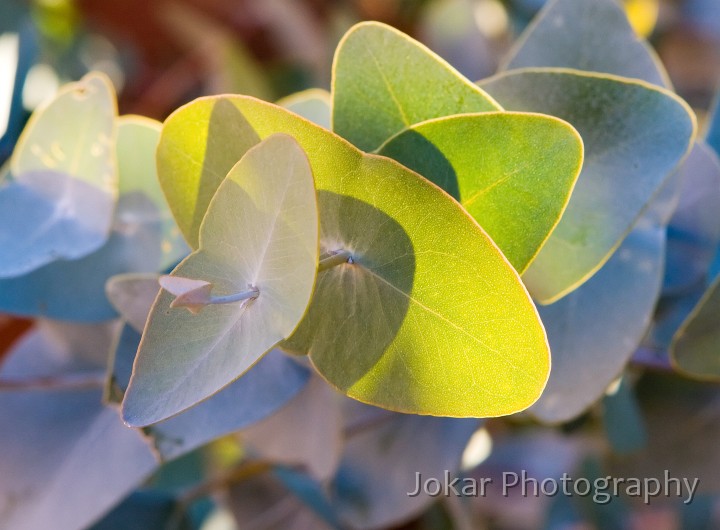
[278,88,331,129]
[0,72,117,277]
[332,21,500,152]
[123,134,319,426]
[156,95,550,418]
[481,68,696,303]
[157,98,261,249]
[670,274,720,381]
[377,112,583,272]
[502,0,669,87]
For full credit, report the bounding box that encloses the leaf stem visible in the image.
[208,287,260,305]
[0,371,106,391]
[318,249,353,272]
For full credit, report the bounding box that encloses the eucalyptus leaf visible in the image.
[0,72,117,277]
[377,112,583,272]
[156,94,551,417]
[123,134,319,426]
[502,0,669,87]
[278,88,331,129]
[664,141,720,295]
[107,323,311,461]
[332,21,500,152]
[0,327,157,530]
[530,177,676,423]
[481,68,695,302]
[0,116,184,321]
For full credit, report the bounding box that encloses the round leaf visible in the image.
[332,21,500,152]
[277,88,331,129]
[502,0,669,87]
[480,68,696,303]
[377,112,583,272]
[123,134,319,426]
[156,95,551,418]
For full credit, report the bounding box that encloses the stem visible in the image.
[208,287,259,305]
[318,249,353,272]
[0,371,106,391]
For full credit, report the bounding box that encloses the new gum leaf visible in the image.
[377,112,583,272]
[0,116,186,321]
[502,0,670,87]
[122,134,319,426]
[0,72,117,277]
[155,95,550,418]
[332,21,500,152]
[480,68,696,303]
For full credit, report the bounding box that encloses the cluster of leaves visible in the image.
[2,0,720,528]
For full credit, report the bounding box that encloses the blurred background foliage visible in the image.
[3,1,720,529]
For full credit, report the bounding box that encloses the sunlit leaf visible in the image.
[155,95,550,418]
[123,134,319,426]
[332,21,500,152]
[0,72,116,277]
[377,111,583,271]
[0,116,184,321]
[481,68,695,302]
[0,325,156,530]
[502,0,668,86]
[664,141,720,295]
[278,89,331,129]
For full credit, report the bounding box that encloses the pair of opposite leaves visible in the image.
[124,14,693,426]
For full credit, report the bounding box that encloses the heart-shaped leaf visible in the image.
[155,95,550,418]
[0,72,117,277]
[377,112,583,272]
[502,0,669,86]
[0,116,186,321]
[481,68,695,303]
[332,21,500,152]
[122,134,319,426]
